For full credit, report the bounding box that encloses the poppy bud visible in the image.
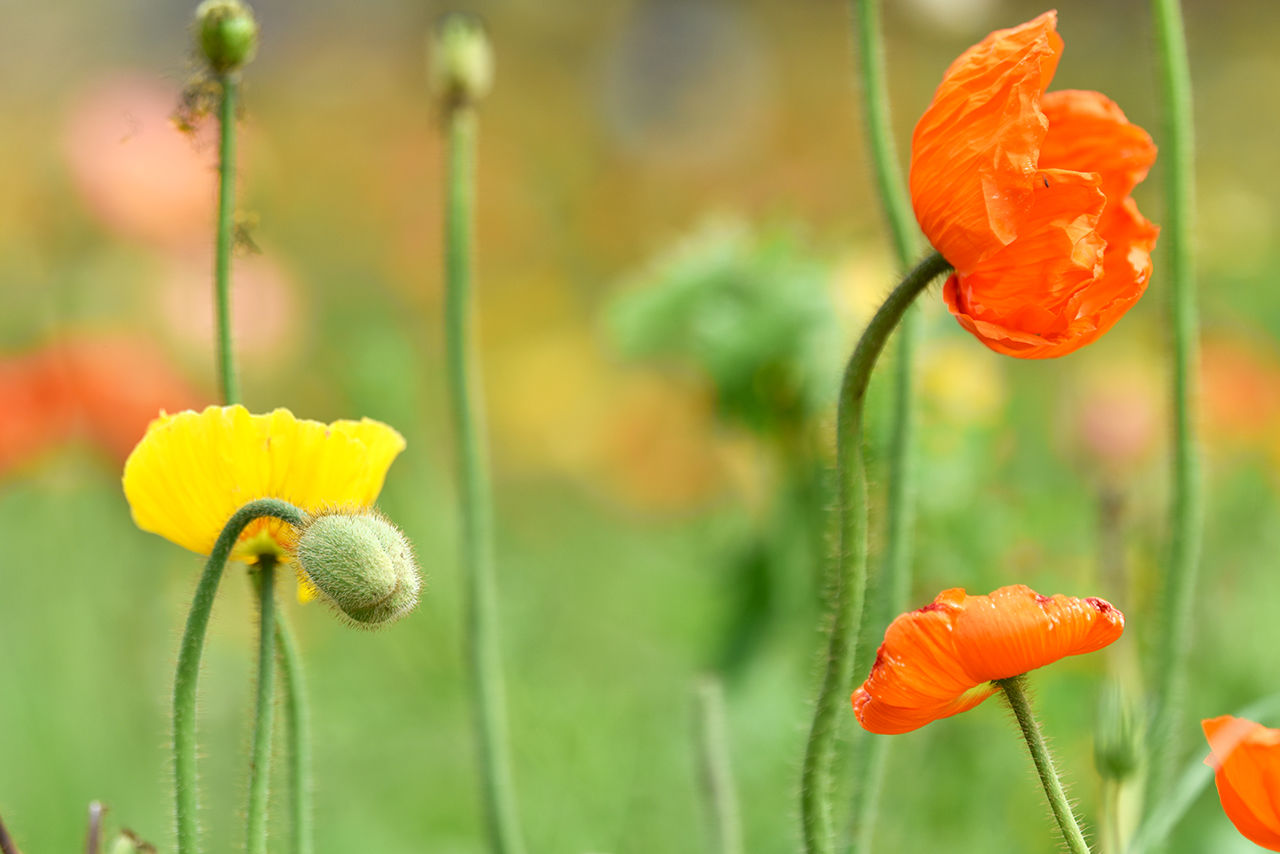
[196,0,259,74]
[1094,678,1143,781]
[295,511,422,627]
[428,14,493,109]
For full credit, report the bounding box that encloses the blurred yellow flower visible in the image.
[123,405,405,596]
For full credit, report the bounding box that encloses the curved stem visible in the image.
[695,677,744,854]
[213,71,240,405]
[1146,0,1201,813]
[443,105,526,854]
[800,251,951,854]
[246,558,278,854]
[173,498,307,854]
[275,616,314,854]
[847,0,924,848]
[1000,677,1091,854]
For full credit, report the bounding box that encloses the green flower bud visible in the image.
[1094,677,1143,781]
[196,0,258,74]
[428,14,493,108]
[295,511,421,627]
[109,830,157,854]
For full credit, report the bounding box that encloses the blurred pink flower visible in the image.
[63,76,217,246]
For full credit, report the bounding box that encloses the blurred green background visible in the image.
[3,0,1280,851]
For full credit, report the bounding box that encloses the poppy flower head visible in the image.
[853,584,1124,734]
[910,11,1158,359]
[122,405,406,600]
[1202,716,1280,850]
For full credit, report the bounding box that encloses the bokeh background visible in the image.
[3,0,1279,851]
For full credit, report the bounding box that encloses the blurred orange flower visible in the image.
[910,11,1158,359]
[853,585,1123,734]
[1202,716,1280,850]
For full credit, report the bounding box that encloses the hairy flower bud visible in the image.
[295,511,421,627]
[196,0,259,74]
[1094,678,1143,781]
[428,13,493,108]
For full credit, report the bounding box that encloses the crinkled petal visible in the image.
[910,11,1062,271]
[1204,717,1280,849]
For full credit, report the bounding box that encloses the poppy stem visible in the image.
[275,616,314,854]
[246,557,278,854]
[847,0,925,848]
[213,70,241,406]
[173,498,308,854]
[1146,0,1202,814]
[441,87,527,854]
[695,677,744,854]
[999,677,1092,854]
[800,250,951,854]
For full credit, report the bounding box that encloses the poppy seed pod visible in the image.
[196,0,258,74]
[295,511,422,627]
[429,14,493,108]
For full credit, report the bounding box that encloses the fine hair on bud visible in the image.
[195,0,259,74]
[428,12,493,109]
[295,509,422,628]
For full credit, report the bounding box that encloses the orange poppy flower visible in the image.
[853,585,1124,734]
[910,11,1158,359]
[1202,716,1280,850]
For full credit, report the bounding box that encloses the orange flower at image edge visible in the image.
[853,585,1124,734]
[911,11,1159,358]
[1203,716,1280,850]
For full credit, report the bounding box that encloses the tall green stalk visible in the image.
[1146,0,1201,813]
[213,70,241,406]
[1000,678,1092,854]
[800,252,951,854]
[847,0,924,847]
[245,559,278,854]
[695,678,744,854]
[173,499,307,854]
[275,619,314,854]
[442,99,526,854]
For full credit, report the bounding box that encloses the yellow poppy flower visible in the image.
[123,405,406,598]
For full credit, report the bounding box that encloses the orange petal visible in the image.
[1203,717,1280,849]
[952,586,1124,682]
[851,585,1121,735]
[1039,90,1157,216]
[910,11,1062,272]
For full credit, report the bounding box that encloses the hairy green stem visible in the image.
[275,617,314,854]
[213,71,240,405]
[443,104,526,854]
[1000,677,1091,854]
[0,812,20,854]
[695,677,744,854]
[800,251,951,854]
[246,559,278,854]
[847,0,925,848]
[173,499,307,854]
[1146,0,1201,813]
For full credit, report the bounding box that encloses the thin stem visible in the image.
[1146,0,1201,813]
[847,0,924,848]
[443,104,526,854]
[1000,677,1091,854]
[800,251,951,854]
[213,71,241,405]
[86,801,103,854]
[246,558,278,854]
[276,616,314,854]
[695,677,744,854]
[0,812,21,854]
[173,498,307,854]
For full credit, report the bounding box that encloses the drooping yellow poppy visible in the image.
[123,405,406,597]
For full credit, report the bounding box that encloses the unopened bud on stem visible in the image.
[428,13,493,109]
[295,511,422,627]
[196,0,258,74]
